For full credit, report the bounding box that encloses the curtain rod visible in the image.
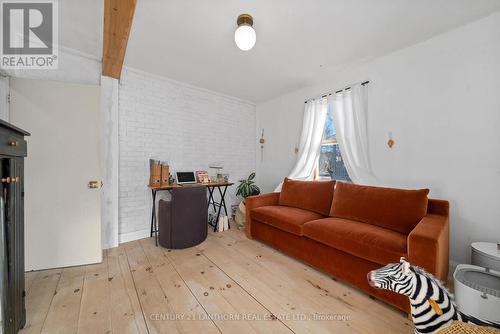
[304,80,369,104]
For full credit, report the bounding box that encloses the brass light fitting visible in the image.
[237,14,253,26]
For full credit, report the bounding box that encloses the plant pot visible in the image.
[234,201,246,229]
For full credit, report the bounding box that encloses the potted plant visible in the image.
[234,173,260,228]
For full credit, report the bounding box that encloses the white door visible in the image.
[10,78,102,270]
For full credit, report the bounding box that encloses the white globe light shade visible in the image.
[234,25,256,51]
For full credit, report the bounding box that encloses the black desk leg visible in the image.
[217,185,230,229]
[207,187,217,211]
[214,186,222,232]
[150,189,156,237]
[150,189,158,246]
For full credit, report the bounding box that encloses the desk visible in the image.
[149,182,234,245]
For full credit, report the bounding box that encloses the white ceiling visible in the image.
[59,0,103,58]
[60,0,500,103]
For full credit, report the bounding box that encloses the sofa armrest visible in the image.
[408,214,449,282]
[245,192,280,239]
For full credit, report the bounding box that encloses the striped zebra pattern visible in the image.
[368,258,500,334]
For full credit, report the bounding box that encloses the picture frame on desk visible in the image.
[196,170,209,183]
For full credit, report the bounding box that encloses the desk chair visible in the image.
[158,186,208,248]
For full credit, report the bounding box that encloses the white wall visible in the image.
[2,47,101,86]
[100,76,120,249]
[0,76,9,121]
[118,68,256,241]
[256,12,500,264]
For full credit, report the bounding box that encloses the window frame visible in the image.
[317,108,350,182]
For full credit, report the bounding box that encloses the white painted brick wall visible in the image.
[118,68,256,235]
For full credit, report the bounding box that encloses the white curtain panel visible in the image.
[330,83,375,184]
[275,98,328,191]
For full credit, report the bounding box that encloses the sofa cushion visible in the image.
[329,181,429,234]
[303,218,407,265]
[251,206,325,236]
[279,178,335,215]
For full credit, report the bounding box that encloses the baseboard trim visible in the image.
[119,228,151,244]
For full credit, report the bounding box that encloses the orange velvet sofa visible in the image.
[245,178,449,312]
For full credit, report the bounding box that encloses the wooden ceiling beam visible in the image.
[102,0,137,79]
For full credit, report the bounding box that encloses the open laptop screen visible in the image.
[176,171,196,184]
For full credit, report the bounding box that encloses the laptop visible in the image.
[175,171,197,184]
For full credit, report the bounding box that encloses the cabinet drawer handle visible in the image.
[1,177,19,184]
[9,141,18,147]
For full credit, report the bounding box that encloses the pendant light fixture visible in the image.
[234,14,256,51]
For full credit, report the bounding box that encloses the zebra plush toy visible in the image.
[368,258,500,334]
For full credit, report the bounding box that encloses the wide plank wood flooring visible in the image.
[21,228,413,334]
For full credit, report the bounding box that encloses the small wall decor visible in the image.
[387,132,395,148]
[259,129,265,161]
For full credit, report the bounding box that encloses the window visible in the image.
[318,105,351,181]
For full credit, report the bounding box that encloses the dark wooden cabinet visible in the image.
[0,120,29,334]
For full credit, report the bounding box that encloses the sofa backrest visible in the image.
[329,181,429,234]
[279,178,335,216]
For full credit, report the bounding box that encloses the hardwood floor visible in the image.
[20,228,413,334]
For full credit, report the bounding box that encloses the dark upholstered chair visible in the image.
[158,186,208,249]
